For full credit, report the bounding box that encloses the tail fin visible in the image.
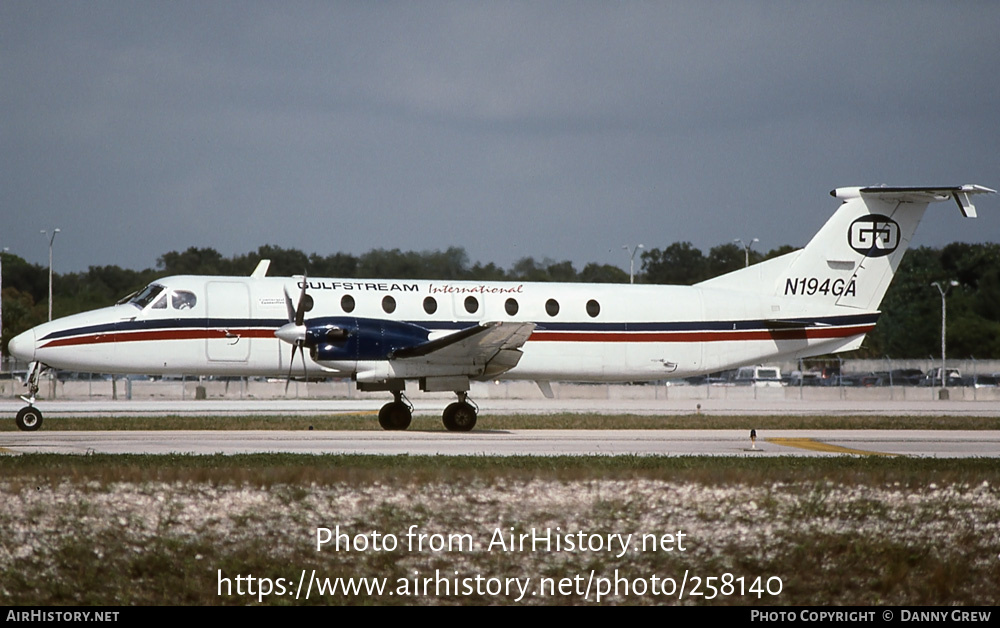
[698,185,994,311]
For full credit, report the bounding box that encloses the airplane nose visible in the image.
[8,328,36,362]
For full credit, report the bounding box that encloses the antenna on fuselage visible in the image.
[251,260,270,279]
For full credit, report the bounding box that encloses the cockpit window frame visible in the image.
[130,284,166,310]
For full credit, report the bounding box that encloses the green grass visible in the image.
[2,453,998,486]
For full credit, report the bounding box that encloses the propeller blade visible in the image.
[282,286,296,323]
[281,273,312,395]
[294,273,309,326]
[278,274,311,345]
[283,340,309,395]
[297,341,309,379]
[284,344,297,394]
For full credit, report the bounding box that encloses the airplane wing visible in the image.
[391,321,536,378]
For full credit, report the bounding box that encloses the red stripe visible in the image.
[41,324,874,349]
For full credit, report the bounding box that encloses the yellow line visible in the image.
[766,437,899,457]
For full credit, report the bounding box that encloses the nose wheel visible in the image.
[16,406,43,432]
[442,392,477,432]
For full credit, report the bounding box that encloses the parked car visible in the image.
[921,368,962,386]
[889,369,925,386]
[859,372,891,387]
[733,365,783,387]
[971,374,999,389]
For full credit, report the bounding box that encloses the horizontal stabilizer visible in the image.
[834,184,995,218]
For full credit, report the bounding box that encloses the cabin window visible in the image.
[505,298,519,316]
[545,298,560,317]
[464,296,479,314]
[423,296,438,314]
[382,295,396,314]
[171,291,197,310]
[341,295,355,313]
[586,299,600,318]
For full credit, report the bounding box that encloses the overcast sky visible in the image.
[3,2,998,276]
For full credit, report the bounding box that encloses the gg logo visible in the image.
[848,214,899,257]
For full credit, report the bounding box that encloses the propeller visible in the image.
[275,276,311,393]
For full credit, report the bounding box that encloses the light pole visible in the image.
[734,238,759,267]
[0,247,6,365]
[931,279,959,390]
[42,229,60,321]
[622,244,644,284]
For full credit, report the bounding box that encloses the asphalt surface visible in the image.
[1,396,997,417]
[1,398,997,457]
[2,429,999,457]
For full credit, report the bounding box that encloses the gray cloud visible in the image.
[3,2,997,275]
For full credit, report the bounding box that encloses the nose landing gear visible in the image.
[15,362,44,431]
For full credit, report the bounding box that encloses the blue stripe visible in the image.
[40,318,288,342]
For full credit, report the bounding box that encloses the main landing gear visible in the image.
[442,392,477,432]
[376,390,479,432]
[378,391,413,431]
[15,362,44,432]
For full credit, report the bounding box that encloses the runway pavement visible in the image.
[2,429,999,457]
[1,396,998,417]
[1,398,997,457]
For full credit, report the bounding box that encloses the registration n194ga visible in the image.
[784,277,857,297]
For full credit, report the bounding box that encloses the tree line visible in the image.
[2,242,998,360]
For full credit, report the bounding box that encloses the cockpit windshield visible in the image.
[130,284,165,309]
[127,284,199,311]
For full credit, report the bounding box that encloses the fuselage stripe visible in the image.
[40,329,278,349]
[39,323,874,349]
[528,325,874,342]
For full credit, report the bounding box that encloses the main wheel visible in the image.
[378,401,412,431]
[442,402,477,432]
[16,406,43,432]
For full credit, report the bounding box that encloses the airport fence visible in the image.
[2,357,1000,403]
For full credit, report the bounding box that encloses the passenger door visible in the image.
[205,281,251,362]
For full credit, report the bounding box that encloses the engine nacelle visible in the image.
[310,317,432,362]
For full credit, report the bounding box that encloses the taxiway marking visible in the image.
[767,437,898,457]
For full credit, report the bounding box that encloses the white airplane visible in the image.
[8,184,993,432]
